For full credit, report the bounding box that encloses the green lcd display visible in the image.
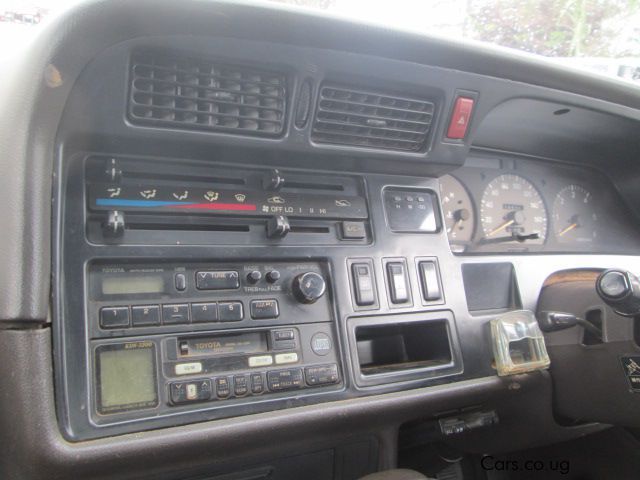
[101,275,165,295]
[96,342,158,414]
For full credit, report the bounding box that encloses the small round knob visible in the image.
[292,272,326,304]
[247,271,262,284]
[266,270,281,283]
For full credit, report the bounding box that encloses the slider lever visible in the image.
[537,311,602,340]
[103,210,125,238]
[266,215,290,239]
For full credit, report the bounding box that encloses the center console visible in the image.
[54,154,471,441]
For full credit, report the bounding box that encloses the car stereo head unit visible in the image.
[84,260,342,430]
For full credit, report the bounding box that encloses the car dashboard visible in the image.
[2,1,640,479]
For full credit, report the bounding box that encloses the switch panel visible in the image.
[384,259,411,306]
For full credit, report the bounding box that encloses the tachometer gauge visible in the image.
[480,174,547,245]
[439,174,475,245]
[553,185,598,243]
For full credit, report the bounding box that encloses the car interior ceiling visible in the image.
[2,1,640,479]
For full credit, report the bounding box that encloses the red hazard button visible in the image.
[446,97,474,139]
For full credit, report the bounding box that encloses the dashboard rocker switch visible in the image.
[352,263,376,306]
[418,261,442,302]
[386,261,410,304]
[267,215,290,239]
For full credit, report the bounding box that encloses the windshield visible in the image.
[1,0,639,82]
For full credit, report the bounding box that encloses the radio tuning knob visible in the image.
[262,169,285,191]
[292,272,326,304]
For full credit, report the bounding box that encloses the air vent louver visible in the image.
[312,85,435,152]
[128,52,287,136]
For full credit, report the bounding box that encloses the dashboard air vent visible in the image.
[311,85,435,152]
[128,52,287,136]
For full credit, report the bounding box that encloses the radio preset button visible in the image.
[175,362,203,376]
[170,379,211,404]
[162,304,190,324]
[215,377,231,398]
[305,364,339,386]
[267,369,304,391]
[218,302,243,322]
[234,375,249,396]
[196,271,240,290]
[250,299,279,319]
[248,355,273,368]
[251,373,265,394]
[99,306,130,329]
[191,302,218,323]
[275,352,299,365]
[131,305,160,327]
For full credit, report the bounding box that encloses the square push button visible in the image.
[341,221,366,239]
[162,304,190,324]
[131,305,160,327]
[250,299,279,319]
[218,302,243,322]
[100,306,130,329]
[191,302,218,323]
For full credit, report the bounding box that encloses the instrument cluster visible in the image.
[439,155,640,254]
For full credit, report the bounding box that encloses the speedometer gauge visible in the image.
[480,174,547,245]
[439,174,475,245]
[553,185,598,243]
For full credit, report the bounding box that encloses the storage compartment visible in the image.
[356,321,452,375]
[347,311,463,387]
[462,263,521,313]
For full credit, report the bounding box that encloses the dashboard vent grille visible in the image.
[311,85,435,152]
[128,52,287,136]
